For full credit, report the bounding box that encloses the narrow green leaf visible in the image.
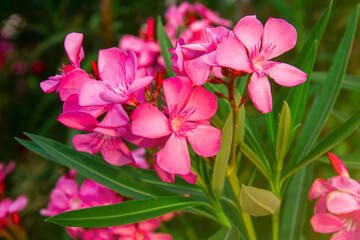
[156,16,175,77]
[24,133,171,199]
[287,5,359,169]
[280,165,314,240]
[285,109,360,179]
[266,111,276,153]
[312,72,360,92]
[208,227,240,240]
[273,1,332,115]
[240,184,280,217]
[212,111,233,201]
[276,102,291,162]
[47,196,203,228]
[240,142,272,183]
[16,138,58,164]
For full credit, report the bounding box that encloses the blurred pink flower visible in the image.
[216,15,307,113]
[131,76,221,178]
[0,196,27,230]
[309,152,360,239]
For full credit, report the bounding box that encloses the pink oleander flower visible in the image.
[112,219,172,240]
[131,76,221,179]
[193,3,232,28]
[171,26,233,85]
[40,32,85,95]
[41,173,122,239]
[309,152,360,239]
[216,15,307,113]
[119,17,165,76]
[79,48,153,107]
[0,196,27,230]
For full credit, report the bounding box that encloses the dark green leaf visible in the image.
[156,16,175,77]
[47,196,203,227]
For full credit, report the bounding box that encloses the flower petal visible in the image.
[328,152,350,177]
[180,170,197,184]
[184,86,217,121]
[63,94,106,118]
[98,104,129,128]
[264,62,307,87]
[327,191,360,214]
[309,178,336,201]
[127,76,154,94]
[64,33,84,68]
[154,158,175,183]
[131,102,171,139]
[100,138,134,166]
[59,69,91,101]
[98,48,127,73]
[233,15,263,53]
[186,125,221,157]
[57,111,98,131]
[248,72,272,113]
[330,176,360,196]
[310,213,343,234]
[157,134,191,175]
[216,37,252,73]
[262,17,297,59]
[162,76,193,114]
[8,196,27,213]
[40,77,61,93]
[185,55,212,85]
[79,80,108,106]
[72,133,103,155]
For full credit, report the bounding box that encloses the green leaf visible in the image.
[266,111,276,153]
[285,109,360,179]
[212,111,233,201]
[280,164,314,240]
[273,1,332,116]
[15,138,58,164]
[156,16,175,77]
[208,227,240,240]
[47,196,203,227]
[240,142,272,185]
[312,72,360,92]
[23,133,171,199]
[287,5,359,170]
[239,184,280,217]
[276,102,291,162]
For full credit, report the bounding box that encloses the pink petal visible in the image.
[314,195,328,214]
[79,80,108,106]
[262,17,297,59]
[127,76,154,94]
[40,78,61,93]
[330,176,360,196]
[184,86,217,121]
[8,196,27,213]
[125,50,137,82]
[328,152,350,177]
[157,134,191,175]
[112,225,136,235]
[131,102,171,139]
[154,158,175,183]
[181,43,208,52]
[63,94,106,118]
[123,128,162,148]
[100,138,134,166]
[185,56,212,85]
[98,104,129,128]
[162,77,193,114]
[180,170,197,184]
[138,219,160,231]
[327,191,360,214]
[331,230,356,240]
[310,213,343,234]
[94,126,127,137]
[58,111,98,131]
[72,133,104,155]
[50,189,69,210]
[64,33,84,68]
[264,62,307,87]
[248,72,272,113]
[186,125,221,157]
[57,176,78,197]
[233,15,263,53]
[202,51,217,67]
[147,233,173,240]
[216,37,252,73]
[99,89,129,104]
[309,178,336,201]
[98,48,127,73]
[59,69,91,101]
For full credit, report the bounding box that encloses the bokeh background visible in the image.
[0,0,359,239]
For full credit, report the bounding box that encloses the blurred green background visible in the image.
[0,0,359,239]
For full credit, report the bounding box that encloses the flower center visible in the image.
[135,232,145,240]
[171,117,183,132]
[169,106,197,138]
[343,216,357,232]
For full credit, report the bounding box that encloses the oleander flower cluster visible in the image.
[0,162,27,232]
[41,170,173,240]
[41,1,306,192]
[309,153,360,239]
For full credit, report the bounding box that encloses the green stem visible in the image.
[272,210,280,240]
